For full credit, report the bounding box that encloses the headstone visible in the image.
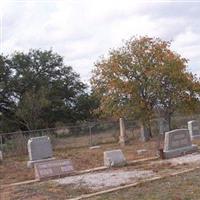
[34,159,74,180]
[119,118,128,146]
[163,129,198,159]
[0,150,3,162]
[27,136,54,168]
[188,120,200,140]
[104,149,126,167]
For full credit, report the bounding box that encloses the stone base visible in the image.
[119,136,128,146]
[27,157,55,168]
[163,145,198,159]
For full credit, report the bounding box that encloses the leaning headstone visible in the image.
[188,120,200,140]
[104,149,126,167]
[0,150,3,162]
[163,129,198,159]
[119,118,128,146]
[34,159,74,180]
[27,136,55,168]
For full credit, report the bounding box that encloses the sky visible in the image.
[0,0,200,83]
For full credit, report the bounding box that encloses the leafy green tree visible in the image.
[0,49,94,131]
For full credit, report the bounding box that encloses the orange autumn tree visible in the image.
[91,36,199,140]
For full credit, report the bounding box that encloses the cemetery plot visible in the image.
[0,139,157,185]
[163,129,198,159]
[4,153,200,200]
[34,159,74,180]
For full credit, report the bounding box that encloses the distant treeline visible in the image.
[0,49,99,132]
[1,36,200,135]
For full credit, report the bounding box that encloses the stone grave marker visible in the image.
[119,118,128,146]
[34,159,74,180]
[163,129,198,159]
[104,149,126,167]
[188,120,200,140]
[27,136,55,168]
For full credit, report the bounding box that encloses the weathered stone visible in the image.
[104,149,126,167]
[34,159,74,180]
[27,136,54,168]
[163,129,197,159]
[119,118,128,146]
[188,120,200,140]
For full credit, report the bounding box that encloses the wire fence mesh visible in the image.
[0,115,199,157]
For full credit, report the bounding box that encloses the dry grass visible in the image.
[0,138,157,185]
[89,168,200,200]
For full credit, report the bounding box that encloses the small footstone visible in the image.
[89,146,101,150]
[104,149,126,167]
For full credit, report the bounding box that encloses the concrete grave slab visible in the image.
[163,129,198,159]
[104,149,126,167]
[27,136,54,168]
[188,120,200,140]
[34,159,74,180]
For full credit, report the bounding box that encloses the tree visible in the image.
[91,36,199,139]
[0,49,91,132]
[16,87,49,130]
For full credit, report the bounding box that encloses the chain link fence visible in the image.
[0,115,199,157]
[0,120,120,157]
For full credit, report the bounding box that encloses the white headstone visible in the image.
[163,129,197,159]
[188,120,200,140]
[104,149,126,167]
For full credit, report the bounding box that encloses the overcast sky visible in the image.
[1,0,200,83]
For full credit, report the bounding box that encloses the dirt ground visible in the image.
[0,138,157,185]
[2,152,200,200]
[2,139,200,200]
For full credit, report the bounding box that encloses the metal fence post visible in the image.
[0,135,3,151]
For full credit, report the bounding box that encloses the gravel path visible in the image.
[54,169,154,189]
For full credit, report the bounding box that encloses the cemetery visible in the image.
[1,117,200,200]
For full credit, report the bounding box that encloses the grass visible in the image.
[2,137,200,199]
[3,165,200,200]
[0,138,157,185]
[90,168,200,200]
